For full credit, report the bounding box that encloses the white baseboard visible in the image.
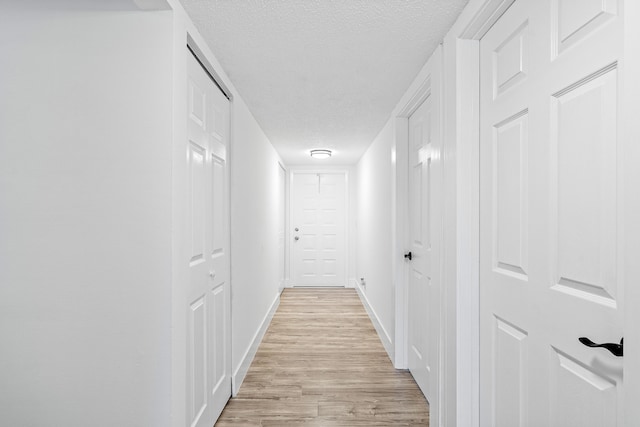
[354,283,395,364]
[231,291,281,396]
[286,278,356,288]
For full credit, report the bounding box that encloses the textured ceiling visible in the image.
[180,0,468,165]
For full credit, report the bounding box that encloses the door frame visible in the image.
[287,169,350,287]
[278,161,287,294]
[445,2,518,426]
[623,0,640,424]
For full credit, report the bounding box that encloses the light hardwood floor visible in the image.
[216,288,429,426]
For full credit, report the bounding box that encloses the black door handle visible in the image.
[404,251,412,261]
[578,337,623,357]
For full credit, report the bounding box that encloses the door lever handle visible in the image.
[578,337,623,357]
[404,251,412,261]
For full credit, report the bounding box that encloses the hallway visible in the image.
[216,289,429,426]
[4,2,640,426]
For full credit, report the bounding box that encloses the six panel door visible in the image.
[291,172,347,286]
[186,50,232,427]
[479,0,624,425]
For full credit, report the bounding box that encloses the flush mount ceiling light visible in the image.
[310,149,332,159]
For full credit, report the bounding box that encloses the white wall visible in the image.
[0,6,174,427]
[355,121,396,355]
[229,97,284,386]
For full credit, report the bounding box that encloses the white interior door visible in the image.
[291,172,346,286]
[480,0,624,425]
[407,49,442,423]
[186,51,231,427]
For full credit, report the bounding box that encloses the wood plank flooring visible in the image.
[216,288,429,426]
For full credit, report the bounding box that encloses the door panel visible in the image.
[186,51,231,427]
[493,317,528,427]
[188,296,207,423]
[211,283,226,389]
[494,111,528,279]
[549,347,616,427]
[480,1,623,425]
[291,172,346,286]
[189,141,206,264]
[553,0,617,55]
[211,152,226,257]
[551,68,618,305]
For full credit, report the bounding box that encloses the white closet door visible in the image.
[185,50,231,427]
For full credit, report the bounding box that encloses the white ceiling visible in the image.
[180,0,469,165]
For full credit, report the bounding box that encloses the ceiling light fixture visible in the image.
[310,149,332,159]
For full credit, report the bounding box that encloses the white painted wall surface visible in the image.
[0,7,173,427]
[229,96,284,385]
[355,121,396,354]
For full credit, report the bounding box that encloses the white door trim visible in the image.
[459,0,517,40]
[443,1,516,426]
[623,0,640,424]
[278,161,287,294]
[288,169,349,287]
[448,39,481,427]
[186,35,232,100]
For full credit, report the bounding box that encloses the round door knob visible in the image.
[294,236,299,241]
[209,271,215,278]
